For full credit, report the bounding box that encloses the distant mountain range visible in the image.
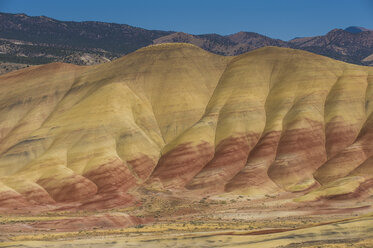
[154,27,373,66]
[0,12,372,74]
[0,12,171,67]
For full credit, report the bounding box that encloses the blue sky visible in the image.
[0,0,372,40]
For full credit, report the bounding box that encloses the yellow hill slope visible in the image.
[0,44,230,208]
[0,43,373,210]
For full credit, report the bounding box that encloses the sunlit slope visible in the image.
[150,46,373,200]
[1,44,373,210]
[0,44,230,208]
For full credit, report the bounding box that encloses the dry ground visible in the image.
[1,190,372,247]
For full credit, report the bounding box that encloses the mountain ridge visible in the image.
[345,26,373,33]
[0,12,372,76]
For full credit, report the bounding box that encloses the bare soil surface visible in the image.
[1,190,372,247]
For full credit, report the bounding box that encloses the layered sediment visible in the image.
[1,43,373,210]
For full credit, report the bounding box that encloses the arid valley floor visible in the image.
[1,190,373,247]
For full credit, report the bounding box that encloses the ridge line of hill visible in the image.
[0,11,372,76]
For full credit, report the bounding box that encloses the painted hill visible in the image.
[0,44,373,212]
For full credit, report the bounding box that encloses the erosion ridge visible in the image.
[0,43,373,211]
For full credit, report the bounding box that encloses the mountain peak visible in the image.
[137,42,201,52]
[227,31,260,40]
[345,26,372,34]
